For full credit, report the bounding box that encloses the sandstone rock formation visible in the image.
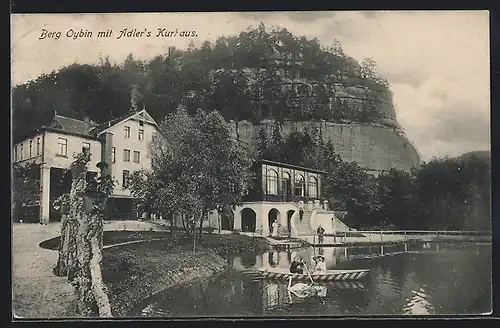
[231,119,420,175]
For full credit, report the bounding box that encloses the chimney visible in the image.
[130,85,140,112]
[83,116,90,132]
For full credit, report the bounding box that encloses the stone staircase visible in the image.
[294,208,315,236]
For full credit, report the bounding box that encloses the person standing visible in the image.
[271,219,279,237]
[317,225,325,245]
[299,202,304,222]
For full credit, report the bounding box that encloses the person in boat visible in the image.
[312,255,327,274]
[289,256,305,274]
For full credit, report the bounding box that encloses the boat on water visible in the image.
[258,267,369,282]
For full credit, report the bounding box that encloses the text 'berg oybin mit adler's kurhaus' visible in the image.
[38,28,198,40]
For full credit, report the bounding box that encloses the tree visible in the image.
[256,127,270,160]
[13,162,40,222]
[323,160,380,228]
[52,153,114,317]
[412,155,491,231]
[360,57,378,81]
[269,120,284,161]
[134,108,252,241]
[321,139,342,170]
[330,39,345,57]
[377,168,416,229]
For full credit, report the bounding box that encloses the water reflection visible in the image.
[130,242,492,317]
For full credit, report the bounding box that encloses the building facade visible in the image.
[13,110,349,236]
[204,160,351,237]
[12,109,160,224]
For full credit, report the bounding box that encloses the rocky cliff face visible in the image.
[231,119,421,174]
[227,62,421,174]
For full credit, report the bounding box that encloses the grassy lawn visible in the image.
[39,230,172,250]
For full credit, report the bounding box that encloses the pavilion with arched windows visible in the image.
[166,159,350,238]
[221,159,339,237]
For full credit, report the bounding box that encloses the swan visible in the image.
[287,276,316,298]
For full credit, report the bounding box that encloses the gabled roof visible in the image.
[90,109,160,136]
[89,111,137,135]
[15,109,160,144]
[49,114,90,135]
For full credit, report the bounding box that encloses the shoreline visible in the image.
[101,234,271,317]
[307,238,492,247]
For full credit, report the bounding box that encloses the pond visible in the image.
[129,242,492,317]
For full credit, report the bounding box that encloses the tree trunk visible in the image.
[89,222,112,317]
[54,213,71,276]
[61,168,113,317]
[198,212,205,238]
[181,213,187,234]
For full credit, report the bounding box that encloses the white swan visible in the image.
[287,276,316,298]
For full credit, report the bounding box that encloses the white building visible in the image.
[12,108,160,224]
[179,159,351,237]
[13,109,350,237]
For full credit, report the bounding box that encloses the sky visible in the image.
[11,11,490,161]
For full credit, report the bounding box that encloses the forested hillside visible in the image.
[12,23,395,141]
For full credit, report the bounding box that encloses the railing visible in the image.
[309,230,491,245]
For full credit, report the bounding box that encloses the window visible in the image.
[123,149,130,162]
[308,176,318,198]
[133,151,140,163]
[20,144,24,160]
[294,174,305,197]
[139,120,144,127]
[29,140,33,157]
[14,145,18,161]
[122,170,130,188]
[282,172,291,197]
[58,138,67,156]
[266,169,278,195]
[36,137,40,155]
[152,132,157,142]
[112,147,116,163]
[82,142,91,156]
[138,129,144,141]
[124,126,130,138]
